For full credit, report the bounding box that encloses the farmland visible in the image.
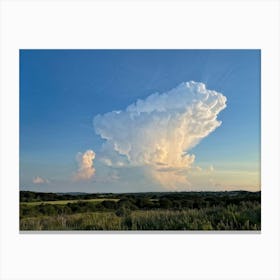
[20,190,261,231]
[21,198,119,206]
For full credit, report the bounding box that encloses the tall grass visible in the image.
[20,202,260,231]
[130,203,260,230]
[20,212,121,230]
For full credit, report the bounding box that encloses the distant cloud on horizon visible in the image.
[93,81,227,190]
[33,176,49,185]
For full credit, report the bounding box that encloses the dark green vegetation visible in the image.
[20,190,261,231]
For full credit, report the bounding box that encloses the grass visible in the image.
[19,191,261,231]
[20,212,122,230]
[21,198,119,206]
[20,202,261,231]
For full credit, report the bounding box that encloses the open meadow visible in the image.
[20,191,261,231]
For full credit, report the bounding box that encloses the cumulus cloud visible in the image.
[33,176,49,184]
[74,150,96,180]
[93,81,227,189]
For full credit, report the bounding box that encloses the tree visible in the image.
[159,198,172,209]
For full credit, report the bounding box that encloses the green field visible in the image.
[20,205,260,231]
[21,198,119,206]
[20,190,261,231]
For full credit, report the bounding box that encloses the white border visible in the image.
[0,0,279,279]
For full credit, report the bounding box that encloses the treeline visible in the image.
[20,190,260,203]
[20,191,261,218]
[20,191,108,202]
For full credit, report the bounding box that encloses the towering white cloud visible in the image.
[94,81,227,189]
[74,150,96,180]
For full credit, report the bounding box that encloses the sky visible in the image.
[20,50,260,193]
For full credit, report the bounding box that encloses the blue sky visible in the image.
[20,50,260,193]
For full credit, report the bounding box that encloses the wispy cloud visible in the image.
[74,150,96,180]
[94,169,120,183]
[94,81,227,189]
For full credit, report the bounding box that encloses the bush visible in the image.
[101,200,117,209]
[159,198,172,209]
[115,207,131,217]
